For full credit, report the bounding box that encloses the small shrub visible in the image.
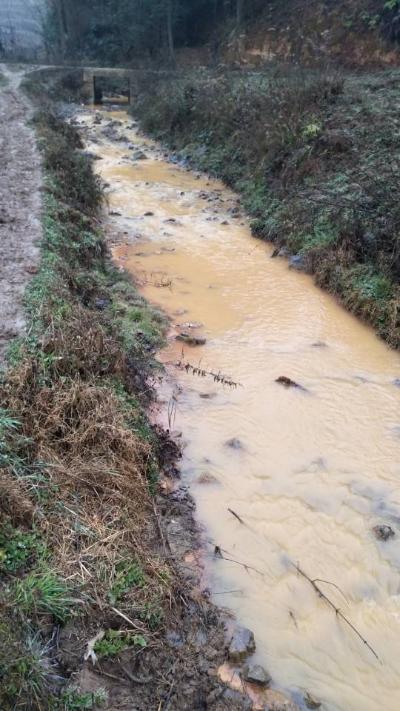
[0,524,44,574]
[140,601,164,631]
[94,629,147,659]
[108,560,145,604]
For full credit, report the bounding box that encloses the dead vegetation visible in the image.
[176,354,242,388]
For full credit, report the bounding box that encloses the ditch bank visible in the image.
[0,73,279,710]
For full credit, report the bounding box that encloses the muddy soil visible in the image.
[0,65,41,361]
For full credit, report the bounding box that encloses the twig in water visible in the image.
[313,578,349,605]
[167,395,177,429]
[228,508,245,525]
[213,589,242,595]
[213,545,265,576]
[293,563,380,662]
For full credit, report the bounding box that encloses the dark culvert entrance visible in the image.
[93,75,131,105]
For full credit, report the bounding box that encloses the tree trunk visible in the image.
[53,0,67,60]
[236,0,243,29]
[166,0,175,65]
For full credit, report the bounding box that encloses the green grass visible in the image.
[349,266,393,301]
[298,219,339,255]
[108,560,145,604]
[0,625,58,710]
[11,569,77,622]
[60,687,108,710]
[139,600,164,631]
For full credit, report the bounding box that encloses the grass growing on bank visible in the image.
[134,67,400,347]
[0,101,171,708]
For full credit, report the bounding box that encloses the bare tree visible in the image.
[166,0,175,64]
[236,0,243,29]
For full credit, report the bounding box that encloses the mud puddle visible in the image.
[78,108,400,711]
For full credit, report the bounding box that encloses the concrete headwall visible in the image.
[0,0,45,59]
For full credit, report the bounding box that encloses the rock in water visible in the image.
[289,254,307,271]
[176,333,206,346]
[312,341,327,348]
[228,626,256,662]
[263,690,300,711]
[373,524,395,541]
[242,663,271,687]
[225,437,244,450]
[304,691,322,709]
[276,376,306,391]
[132,150,147,160]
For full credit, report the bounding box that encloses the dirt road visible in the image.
[0,65,41,361]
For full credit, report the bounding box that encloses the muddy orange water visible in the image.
[81,109,400,711]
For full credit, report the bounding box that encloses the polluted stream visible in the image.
[79,107,400,711]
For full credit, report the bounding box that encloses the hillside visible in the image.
[220,0,400,68]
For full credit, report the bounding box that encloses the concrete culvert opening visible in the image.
[93,74,131,105]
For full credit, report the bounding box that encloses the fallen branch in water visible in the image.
[175,354,241,389]
[214,513,379,662]
[293,563,380,662]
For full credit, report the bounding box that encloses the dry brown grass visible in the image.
[4,364,152,574]
[0,469,34,526]
[43,307,126,380]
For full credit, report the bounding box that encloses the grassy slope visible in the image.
[0,99,173,708]
[134,68,400,347]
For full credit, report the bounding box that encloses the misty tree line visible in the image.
[45,0,266,63]
[43,0,400,64]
